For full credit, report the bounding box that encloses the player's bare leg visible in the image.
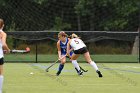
[84,52,103,77]
[0,65,3,93]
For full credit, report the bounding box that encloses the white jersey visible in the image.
[70,38,86,50]
[0,30,4,58]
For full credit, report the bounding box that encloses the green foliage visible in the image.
[0,0,139,31]
[0,0,5,6]
[7,20,16,31]
[7,37,14,49]
[13,40,57,54]
[74,0,91,16]
[51,17,71,31]
[88,40,132,54]
[33,0,47,4]
[103,19,128,31]
[92,45,131,54]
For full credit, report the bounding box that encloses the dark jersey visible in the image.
[60,38,73,56]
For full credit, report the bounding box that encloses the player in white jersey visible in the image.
[70,38,86,51]
[67,33,103,77]
[0,18,10,93]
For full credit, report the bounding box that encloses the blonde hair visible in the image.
[58,31,68,37]
[71,33,79,38]
[0,19,4,29]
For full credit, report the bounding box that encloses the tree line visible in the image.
[0,0,139,31]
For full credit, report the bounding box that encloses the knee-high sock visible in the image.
[58,64,64,72]
[72,60,80,71]
[0,75,4,93]
[89,61,99,71]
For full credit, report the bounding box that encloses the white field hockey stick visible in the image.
[46,55,66,72]
[4,48,30,53]
[10,49,30,53]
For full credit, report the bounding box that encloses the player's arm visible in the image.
[68,38,74,53]
[57,41,61,59]
[69,48,73,52]
[66,40,71,57]
[1,32,10,53]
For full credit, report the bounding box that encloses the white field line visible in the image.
[123,66,140,69]
[79,84,120,86]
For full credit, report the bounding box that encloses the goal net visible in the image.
[5,31,139,63]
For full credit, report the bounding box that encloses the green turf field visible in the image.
[3,63,140,93]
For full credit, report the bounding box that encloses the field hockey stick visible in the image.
[4,48,30,53]
[80,66,88,72]
[46,55,66,72]
[10,49,30,53]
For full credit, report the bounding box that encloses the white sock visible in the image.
[0,75,3,93]
[89,61,99,71]
[72,60,81,71]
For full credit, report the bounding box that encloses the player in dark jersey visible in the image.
[56,31,82,76]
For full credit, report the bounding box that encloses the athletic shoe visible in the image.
[78,70,83,76]
[96,70,103,77]
[56,71,61,76]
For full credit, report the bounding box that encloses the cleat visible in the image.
[75,68,83,76]
[78,70,83,76]
[56,71,61,76]
[96,70,103,77]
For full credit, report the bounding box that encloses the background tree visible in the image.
[0,0,139,31]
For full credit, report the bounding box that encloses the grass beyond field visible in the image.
[3,63,140,93]
[5,54,138,63]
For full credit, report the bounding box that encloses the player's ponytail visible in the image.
[71,33,79,38]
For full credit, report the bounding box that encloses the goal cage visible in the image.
[5,31,139,63]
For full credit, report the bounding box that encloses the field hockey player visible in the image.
[67,33,103,77]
